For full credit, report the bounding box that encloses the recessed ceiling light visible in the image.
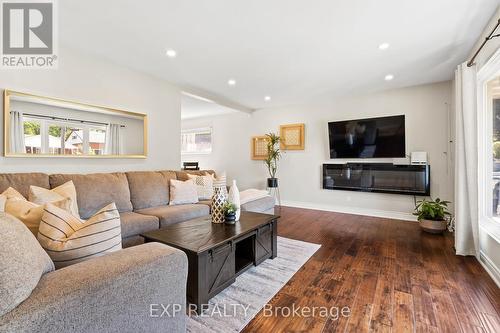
[264,96,271,101]
[378,43,390,50]
[227,79,236,86]
[166,49,177,58]
[385,74,394,81]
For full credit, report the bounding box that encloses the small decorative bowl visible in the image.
[225,213,236,224]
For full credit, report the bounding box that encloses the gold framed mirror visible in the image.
[3,90,147,158]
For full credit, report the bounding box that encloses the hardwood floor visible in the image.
[242,207,500,333]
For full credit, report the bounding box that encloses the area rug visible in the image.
[186,236,321,333]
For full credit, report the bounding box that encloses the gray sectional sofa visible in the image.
[0,169,275,247]
[0,169,275,333]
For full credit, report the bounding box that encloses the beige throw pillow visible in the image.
[187,173,214,200]
[2,187,71,236]
[2,187,25,200]
[169,179,199,205]
[0,194,6,212]
[29,181,80,218]
[38,202,122,269]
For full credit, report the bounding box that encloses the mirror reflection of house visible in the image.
[22,118,107,155]
[64,128,107,155]
[24,134,78,155]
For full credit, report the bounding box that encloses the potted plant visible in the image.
[223,202,238,224]
[264,132,281,188]
[413,198,451,234]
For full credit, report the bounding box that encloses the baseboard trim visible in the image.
[280,200,417,222]
[479,251,500,288]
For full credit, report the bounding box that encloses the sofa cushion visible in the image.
[175,170,215,181]
[38,203,122,269]
[136,204,209,228]
[119,211,159,238]
[0,212,54,317]
[50,173,133,219]
[198,200,211,208]
[122,235,145,248]
[241,195,275,213]
[158,170,177,183]
[126,171,169,210]
[0,173,49,199]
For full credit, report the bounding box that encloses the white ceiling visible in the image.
[60,0,498,111]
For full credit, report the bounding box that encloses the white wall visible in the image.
[181,111,255,178]
[183,81,453,220]
[0,46,181,173]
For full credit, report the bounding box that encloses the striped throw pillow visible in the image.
[38,202,122,268]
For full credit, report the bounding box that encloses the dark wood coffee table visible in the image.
[141,211,279,311]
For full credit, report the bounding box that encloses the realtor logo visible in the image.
[1,0,57,68]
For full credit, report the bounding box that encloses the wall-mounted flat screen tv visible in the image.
[328,115,405,158]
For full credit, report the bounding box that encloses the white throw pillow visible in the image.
[1,187,72,236]
[169,179,199,205]
[187,173,214,200]
[29,181,80,218]
[38,202,122,269]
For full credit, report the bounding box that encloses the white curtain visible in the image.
[10,111,25,153]
[454,62,479,257]
[105,124,121,155]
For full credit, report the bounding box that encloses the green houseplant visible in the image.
[222,202,238,224]
[264,132,281,188]
[413,198,451,234]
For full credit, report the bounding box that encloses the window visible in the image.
[489,77,500,218]
[89,127,106,155]
[23,118,41,154]
[21,117,107,155]
[181,127,212,154]
[59,126,85,155]
[478,50,500,235]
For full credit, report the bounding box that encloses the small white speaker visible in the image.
[411,151,427,165]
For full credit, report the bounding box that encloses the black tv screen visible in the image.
[328,115,405,158]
